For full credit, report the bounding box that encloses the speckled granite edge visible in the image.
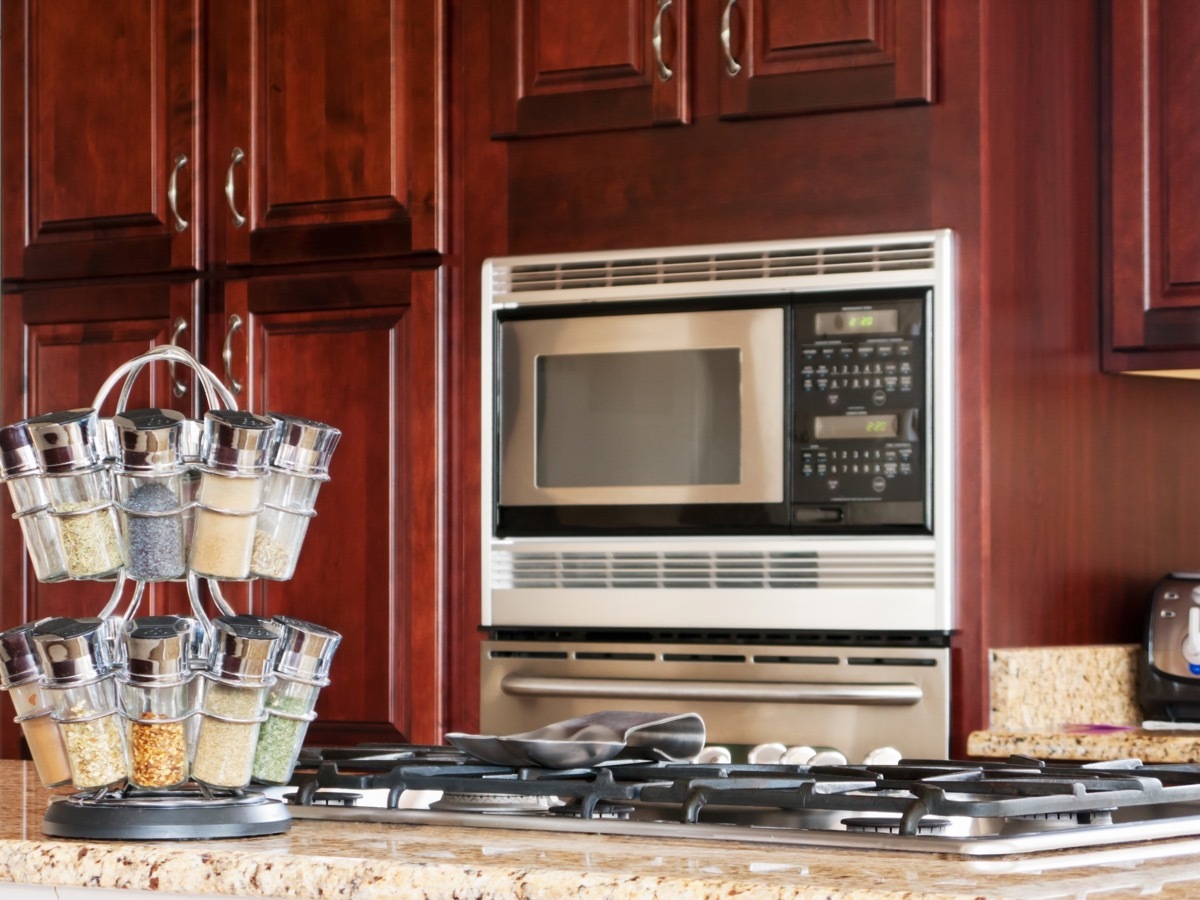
[988,645,1143,730]
[966,729,1200,763]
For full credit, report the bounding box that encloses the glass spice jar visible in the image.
[250,415,340,581]
[32,617,128,791]
[0,623,71,788]
[113,409,189,582]
[252,617,340,784]
[25,409,123,580]
[188,410,274,580]
[191,615,280,790]
[119,616,194,790]
[0,423,69,583]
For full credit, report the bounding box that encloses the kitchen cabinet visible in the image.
[0,0,441,282]
[490,0,933,139]
[1104,0,1200,370]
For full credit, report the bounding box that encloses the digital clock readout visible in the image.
[813,414,899,440]
[813,309,900,335]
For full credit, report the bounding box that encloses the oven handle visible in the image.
[500,675,922,706]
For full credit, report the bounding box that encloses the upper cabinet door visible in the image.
[490,0,690,138]
[717,0,934,119]
[0,0,200,281]
[1106,0,1200,359]
[212,0,442,265]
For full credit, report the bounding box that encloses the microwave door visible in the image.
[497,307,784,511]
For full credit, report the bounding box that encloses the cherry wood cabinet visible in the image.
[491,0,933,139]
[1,0,441,283]
[1104,0,1200,370]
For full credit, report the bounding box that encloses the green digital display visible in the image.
[814,309,900,335]
[813,414,899,440]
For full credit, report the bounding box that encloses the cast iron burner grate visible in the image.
[285,747,1200,839]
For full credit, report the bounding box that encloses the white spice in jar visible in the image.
[251,530,292,580]
[189,474,262,579]
[60,706,127,789]
[191,681,263,788]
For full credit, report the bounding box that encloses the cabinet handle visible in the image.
[653,0,673,82]
[167,317,188,398]
[167,154,189,233]
[225,147,247,229]
[222,314,244,395]
[721,0,742,76]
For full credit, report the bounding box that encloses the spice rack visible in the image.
[0,347,342,839]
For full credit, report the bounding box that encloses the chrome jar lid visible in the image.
[207,615,282,684]
[31,617,112,686]
[267,413,341,477]
[112,408,187,474]
[273,616,341,682]
[200,410,275,475]
[0,422,39,479]
[0,622,43,688]
[25,409,103,473]
[122,616,194,684]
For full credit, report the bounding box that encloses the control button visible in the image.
[872,476,887,493]
[877,345,893,358]
[900,464,912,476]
[839,347,854,359]
[802,365,814,376]
[816,365,829,376]
[900,377,913,391]
[898,343,913,356]
[822,347,836,358]
[900,361,912,375]
[802,348,818,360]
[803,379,814,391]
[857,346,875,358]
[885,363,898,375]
[817,379,829,390]
[827,393,840,406]
[872,390,887,406]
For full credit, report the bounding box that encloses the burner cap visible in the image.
[841,816,952,835]
[1000,808,1114,834]
[430,792,561,815]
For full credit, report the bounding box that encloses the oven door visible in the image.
[496,306,785,534]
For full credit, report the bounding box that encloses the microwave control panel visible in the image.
[791,296,927,529]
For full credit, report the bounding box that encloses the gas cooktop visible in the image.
[276,745,1200,856]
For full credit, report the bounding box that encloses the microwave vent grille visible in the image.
[491,549,936,590]
[492,240,937,298]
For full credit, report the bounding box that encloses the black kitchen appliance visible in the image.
[1140,573,1200,721]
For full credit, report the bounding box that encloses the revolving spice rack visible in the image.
[0,346,342,839]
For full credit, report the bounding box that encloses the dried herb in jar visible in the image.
[60,705,127,789]
[252,694,310,783]
[129,713,187,788]
[57,502,123,578]
[250,531,291,580]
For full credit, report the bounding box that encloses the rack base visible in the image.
[42,787,292,840]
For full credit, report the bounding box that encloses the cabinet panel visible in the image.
[0,0,200,281]
[223,268,440,745]
[490,0,689,137]
[1107,0,1200,357]
[718,0,934,119]
[214,0,442,264]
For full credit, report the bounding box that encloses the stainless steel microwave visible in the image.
[487,238,950,539]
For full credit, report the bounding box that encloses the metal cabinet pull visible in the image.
[501,674,923,706]
[225,147,247,229]
[653,0,673,82]
[167,317,188,397]
[222,314,244,395]
[167,154,189,233]
[721,0,742,76]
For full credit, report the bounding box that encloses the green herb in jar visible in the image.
[252,694,311,783]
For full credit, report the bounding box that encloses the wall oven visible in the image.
[481,230,956,763]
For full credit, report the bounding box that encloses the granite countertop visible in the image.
[6,761,1200,898]
[966,645,1200,763]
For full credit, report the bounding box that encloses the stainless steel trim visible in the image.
[501,674,923,705]
[653,0,673,81]
[499,307,784,506]
[167,154,189,233]
[167,317,188,397]
[225,147,247,229]
[721,0,742,76]
[222,315,244,395]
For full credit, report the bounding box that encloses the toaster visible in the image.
[1140,572,1200,721]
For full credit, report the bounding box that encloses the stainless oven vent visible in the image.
[491,548,936,590]
[491,239,937,299]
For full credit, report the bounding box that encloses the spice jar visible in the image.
[250,415,340,581]
[112,409,189,582]
[0,623,72,787]
[191,615,280,790]
[188,410,275,580]
[25,409,123,579]
[119,616,194,790]
[0,423,68,583]
[252,616,340,784]
[32,617,128,791]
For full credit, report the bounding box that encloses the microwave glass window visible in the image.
[535,349,741,488]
